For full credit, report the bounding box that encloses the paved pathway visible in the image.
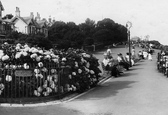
[2,46,168,115]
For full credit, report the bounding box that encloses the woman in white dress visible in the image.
[148,53,152,61]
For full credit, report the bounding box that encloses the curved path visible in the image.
[1,46,168,115]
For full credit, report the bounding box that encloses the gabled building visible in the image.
[0,1,13,37]
[11,7,48,37]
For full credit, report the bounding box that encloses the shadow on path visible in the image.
[128,67,144,71]
[119,72,138,77]
[76,80,137,100]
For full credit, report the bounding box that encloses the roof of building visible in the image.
[0,1,4,11]
[11,16,44,28]
[2,18,13,23]
[37,20,47,28]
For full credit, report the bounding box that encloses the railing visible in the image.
[0,62,61,103]
[0,61,100,104]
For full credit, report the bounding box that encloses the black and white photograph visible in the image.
[0,0,168,115]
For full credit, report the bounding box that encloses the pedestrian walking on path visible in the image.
[148,52,152,61]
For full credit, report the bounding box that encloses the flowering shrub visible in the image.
[0,43,101,98]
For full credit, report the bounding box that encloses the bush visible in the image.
[84,37,94,46]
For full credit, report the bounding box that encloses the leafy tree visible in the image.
[48,21,68,43]
[2,14,13,19]
[96,18,115,30]
[93,29,114,45]
[63,30,85,48]
[79,18,95,37]
[25,34,52,49]
[66,22,79,31]
[84,37,94,46]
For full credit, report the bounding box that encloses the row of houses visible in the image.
[0,1,55,38]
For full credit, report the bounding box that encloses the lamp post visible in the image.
[126,21,132,67]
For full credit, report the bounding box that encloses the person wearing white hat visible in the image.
[102,53,120,77]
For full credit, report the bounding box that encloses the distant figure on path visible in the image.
[125,52,135,66]
[142,50,148,59]
[148,52,152,61]
[132,46,136,60]
[107,46,112,58]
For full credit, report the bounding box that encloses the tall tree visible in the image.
[79,18,95,37]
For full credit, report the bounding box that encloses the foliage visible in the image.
[0,44,101,97]
[5,17,127,50]
[148,40,160,46]
[48,18,127,49]
[26,34,52,50]
[2,14,13,20]
[79,18,96,38]
[84,37,94,46]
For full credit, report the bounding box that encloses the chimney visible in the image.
[30,12,34,19]
[53,17,56,23]
[15,7,20,17]
[48,16,51,23]
[35,12,40,21]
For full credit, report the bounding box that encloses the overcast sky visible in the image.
[2,0,168,45]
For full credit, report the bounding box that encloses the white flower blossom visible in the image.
[44,51,51,55]
[44,55,51,60]
[15,46,21,51]
[34,90,40,96]
[37,87,43,93]
[43,92,49,96]
[68,75,72,79]
[6,75,12,82]
[62,57,67,61]
[30,53,38,59]
[50,54,57,58]
[0,83,4,90]
[2,55,9,61]
[34,69,40,74]
[5,64,9,69]
[72,85,77,91]
[32,48,39,53]
[41,67,48,72]
[75,61,78,65]
[43,83,48,88]
[23,63,29,69]
[78,69,82,74]
[22,51,28,56]
[23,47,30,52]
[15,52,22,59]
[0,50,4,59]
[50,82,55,89]
[38,62,43,68]
[46,87,52,93]
[51,69,57,74]
[72,72,76,76]
[38,50,44,54]
[47,75,53,81]
[86,62,90,68]
[52,58,59,63]
[90,70,95,74]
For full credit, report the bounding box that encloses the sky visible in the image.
[2,0,168,45]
